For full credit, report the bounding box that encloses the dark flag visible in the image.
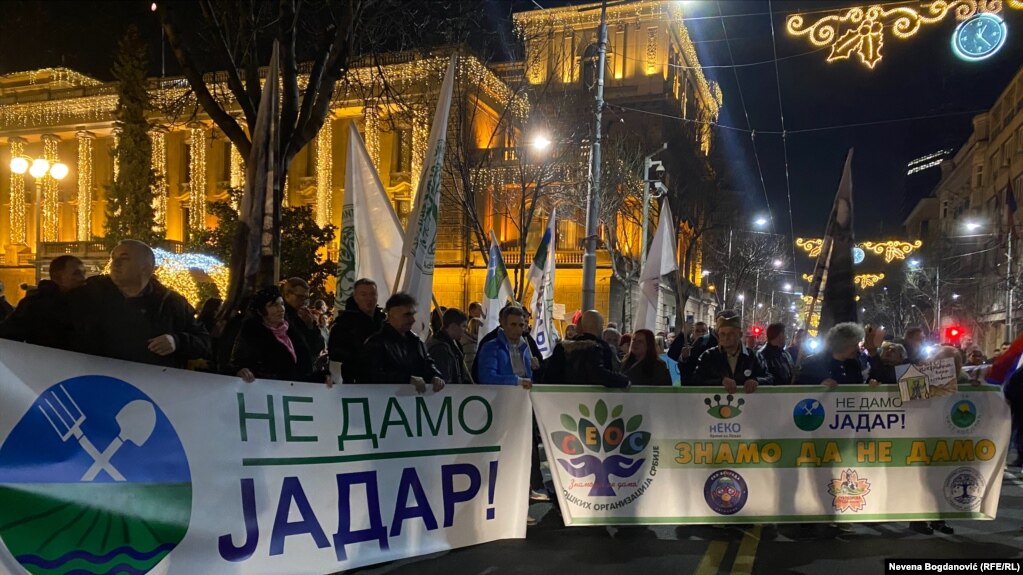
[805,150,857,337]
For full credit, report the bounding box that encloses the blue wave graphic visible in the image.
[16,542,175,568]
[64,565,148,575]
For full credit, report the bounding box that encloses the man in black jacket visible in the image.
[758,322,793,385]
[0,255,85,349]
[542,310,629,387]
[363,292,445,393]
[282,277,326,365]
[328,278,386,383]
[669,320,715,384]
[693,315,774,392]
[70,240,211,368]
[428,307,473,385]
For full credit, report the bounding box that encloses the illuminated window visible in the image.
[613,28,626,80]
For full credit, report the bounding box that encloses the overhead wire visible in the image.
[767,0,800,283]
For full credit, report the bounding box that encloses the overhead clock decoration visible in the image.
[953,12,1008,61]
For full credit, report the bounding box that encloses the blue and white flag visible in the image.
[530,210,557,358]
[482,230,514,339]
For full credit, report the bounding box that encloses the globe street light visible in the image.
[531,134,551,152]
[10,155,69,253]
[754,216,769,227]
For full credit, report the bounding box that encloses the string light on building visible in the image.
[41,134,61,242]
[189,124,208,231]
[411,106,428,195]
[8,138,26,245]
[150,127,168,234]
[111,128,120,182]
[786,0,1023,69]
[315,119,333,227]
[230,143,245,192]
[363,104,380,169]
[76,131,94,241]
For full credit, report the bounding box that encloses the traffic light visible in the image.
[945,325,964,344]
[751,325,764,338]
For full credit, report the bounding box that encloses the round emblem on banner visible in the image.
[943,467,986,511]
[945,396,980,433]
[793,398,826,431]
[704,470,749,515]
[0,375,192,575]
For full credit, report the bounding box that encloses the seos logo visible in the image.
[945,397,980,433]
[704,470,748,515]
[827,469,871,512]
[943,467,986,511]
[704,395,745,419]
[0,376,192,575]
[793,399,826,431]
[551,399,651,496]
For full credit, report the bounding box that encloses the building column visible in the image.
[8,137,26,245]
[41,134,61,242]
[362,102,380,170]
[150,126,168,236]
[410,105,428,196]
[188,123,208,231]
[76,131,95,241]
[111,127,121,182]
[316,117,333,227]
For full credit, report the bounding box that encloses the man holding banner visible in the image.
[692,314,773,393]
[363,292,445,393]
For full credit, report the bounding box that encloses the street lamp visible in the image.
[640,143,668,277]
[530,133,552,152]
[964,221,983,232]
[10,155,68,254]
[737,293,745,324]
[754,216,769,227]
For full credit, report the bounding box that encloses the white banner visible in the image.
[533,385,1010,525]
[0,341,531,574]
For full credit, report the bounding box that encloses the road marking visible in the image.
[731,526,762,575]
[694,540,728,575]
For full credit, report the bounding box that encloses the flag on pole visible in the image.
[530,210,557,358]
[483,230,514,338]
[336,123,405,310]
[635,200,677,331]
[397,56,457,338]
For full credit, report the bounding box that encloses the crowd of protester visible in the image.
[1,238,1020,532]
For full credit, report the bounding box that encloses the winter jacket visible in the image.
[796,352,866,385]
[230,316,327,383]
[69,276,211,368]
[428,330,473,385]
[0,280,75,350]
[669,331,718,384]
[363,324,442,383]
[622,356,673,386]
[0,295,13,323]
[541,333,630,388]
[867,354,901,383]
[461,332,479,372]
[758,343,794,385]
[692,345,774,387]
[477,329,533,385]
[327,297,385,383]
[285,302,325,365]
[472,327,542,385]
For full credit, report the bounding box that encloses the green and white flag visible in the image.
[336,123,405,311]
[483,230,514,338]
[529,209,556,358]
[397,56,457,338]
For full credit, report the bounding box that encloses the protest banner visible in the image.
[0,341,531,575]
[533,385,1009,525]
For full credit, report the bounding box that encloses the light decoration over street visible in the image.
[796,238,922,263]
[801,273,886,288]
[103,248,228,307]
[786,0,1023,69]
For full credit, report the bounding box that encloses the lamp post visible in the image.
[581,0,608,312]
[641,142,668,276]
[10,155,68,259]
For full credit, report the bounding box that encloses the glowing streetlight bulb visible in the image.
[964,221,982,232]
[29,158,50,179]
[754,216,768,227]
[49,162,69,180]
[772,259,783,268]
[10,156,29,175]
[737,294,745,301]
[783,283,792,291]
[531,134,551,151]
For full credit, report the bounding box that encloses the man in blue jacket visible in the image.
[477,306,533,389]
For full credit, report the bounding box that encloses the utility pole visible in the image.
[581,0,607,312]
[641,142,668,277]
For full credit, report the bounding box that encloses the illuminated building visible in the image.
[0,2,720,330]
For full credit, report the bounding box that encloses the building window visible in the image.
[973,164,985,188]
[920,220,929,237]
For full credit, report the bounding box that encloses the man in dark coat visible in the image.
[692,315,774,392]
[758,322,793,385]
[328,278,386,383]
[281,277,325,365]
[427,307,473,385]
[0,281,13,323]
[363,292,445,392]
[542,310,629,387]
[0,255,85,349]
[70,240,211,368]
[669,320,716,384]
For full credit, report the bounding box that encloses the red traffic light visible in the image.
[945,326,964,343]
[751,325,764,337]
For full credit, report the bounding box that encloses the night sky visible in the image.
[2,0,1021,239]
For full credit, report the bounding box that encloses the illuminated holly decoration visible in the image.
[796,237,825,258]
[103,248,228,308]
[801,272,885,288]
[860,240,922,263]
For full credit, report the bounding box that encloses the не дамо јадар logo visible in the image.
[550,400,651,497]
[793,398,826,432]
[0,376,192,575]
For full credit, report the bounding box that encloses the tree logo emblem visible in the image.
[827,469,871,512]
[704,394,745,419]
[0,376,192,575]
[943,467,985,511]
[550,400,651,497]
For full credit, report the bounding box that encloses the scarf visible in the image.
[265,319,297,363]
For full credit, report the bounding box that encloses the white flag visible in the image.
[530,210,557,358]
[635,201,677,331]
[336,123,405,311]
[482,230,514,339]
[398,56,457,338]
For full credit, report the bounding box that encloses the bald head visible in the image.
[578,310,604,337]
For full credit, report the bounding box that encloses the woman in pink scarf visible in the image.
[232,286,330,384]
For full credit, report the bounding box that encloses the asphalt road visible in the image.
[346,467,1023,575]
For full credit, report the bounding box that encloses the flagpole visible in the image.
[1009,226,1014,340]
